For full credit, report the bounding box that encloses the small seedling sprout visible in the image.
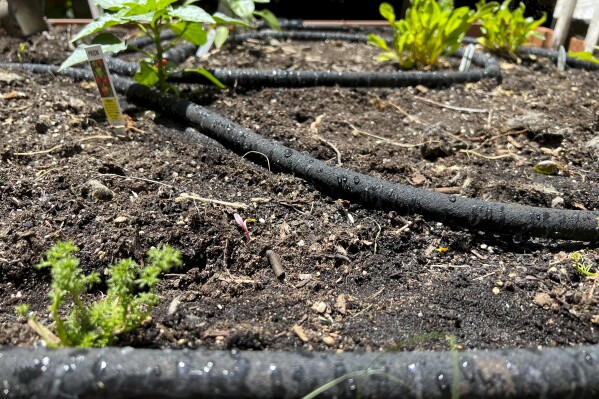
[570,251,598,278]
[16,240,182,347]
[234,213,252,242]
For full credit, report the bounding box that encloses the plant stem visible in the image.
[152,22,167,93]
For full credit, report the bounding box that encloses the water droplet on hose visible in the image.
[436,373,448,391]
[461,360,475,382]
[204,361,214,373]
[348,378,356,390]
[354,176,360,184]
[512,234,523,244]
[449,196,456,203]
[284,149,293,157]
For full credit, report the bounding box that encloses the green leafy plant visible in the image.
[17,240,182,347]
[17,43,27,64]
[476,0,546,58]
[213,0,280,48]
[568,49,599,65]
[570,251,598,278]
[367,0,497,69]
[59,0,250,93]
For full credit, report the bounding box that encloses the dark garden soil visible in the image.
[0,24,598,353]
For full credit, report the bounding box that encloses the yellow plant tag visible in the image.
[85,45,124,125]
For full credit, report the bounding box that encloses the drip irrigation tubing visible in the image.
[107,48,500,89]
[116,30,501,88]
[461,37,599,70]
[2,345,599,399]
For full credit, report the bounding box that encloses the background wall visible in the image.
[44,0,555,22]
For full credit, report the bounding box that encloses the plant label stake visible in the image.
[85,44,124,125]
[196,28,216,58]
[459,44,475,72]
[557,45,567,71]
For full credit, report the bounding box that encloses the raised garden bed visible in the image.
[0,21,599,398]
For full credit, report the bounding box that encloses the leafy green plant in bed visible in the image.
[213,0,280,48]
[367,0,497,69]
[476,0,546,59]
[568,48,599,65]
[16,240,182,347]
[570,251,598,278]
[59,0,250,93]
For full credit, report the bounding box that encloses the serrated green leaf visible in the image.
[184,67,225,88]
[170,5,215,23]
[253,9,280,30]
[229,0,255,18]
[71,12,126,42]
[58,42,127,71]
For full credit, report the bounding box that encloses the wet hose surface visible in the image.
[106,51,500,89]
[161,30,501,88]
[1,31,599,398]
[1,345,599,399]
[125,83,599,242]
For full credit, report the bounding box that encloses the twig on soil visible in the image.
[95,173,175,188]
[311,114,342,165]
[382,99,428,125]
[178,193,249,209]
[350,304,373,319]
[34,167,61,181]
[266,250,286,280]
[472,271,497,281]
[318,136,342,166]
[348,123,437,148]
[459,149,516,160]
[413,96,488,113]
[478,128,528,147]
[14,135,113,156]
[241,150,271,172]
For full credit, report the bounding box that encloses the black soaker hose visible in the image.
[2,62,598,242]
[114,30,501,88]
[107,48,500,89]
[1,345,598,399]
[461,37,599,70]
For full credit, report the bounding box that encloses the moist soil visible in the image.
[0,25,598,353]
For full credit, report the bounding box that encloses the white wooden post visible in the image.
[87,0,99,18]
[584,4,599,51]
[551,0,578,49]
